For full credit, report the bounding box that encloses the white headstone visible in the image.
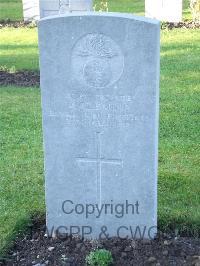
[38,13,160,240]
[22,0,40,21]
[40,0,93,18]
[39,0,66,18]
[145,0,182,22]
[69,0,93,11]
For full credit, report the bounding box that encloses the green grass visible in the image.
[0,27,39,71]
[0,0,192,21]
[94,0,144,15]
[0,87,44,253]
[159,28,200,232]
[0,0,23,21]
[183,0,193,20]
[0,27,200,254]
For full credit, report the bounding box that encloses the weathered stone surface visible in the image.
[40,0,67,18]
[40,0,93,18]
[145,0,182,22]
[22,0,40,21]
[38,12,160,239]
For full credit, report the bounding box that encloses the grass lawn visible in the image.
[0,27,39,71]
[0,0,23,21]
[0,26,200,255]
[0,87,44,253]
[0,0,192,21]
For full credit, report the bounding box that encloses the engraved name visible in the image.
[46,94,153,127]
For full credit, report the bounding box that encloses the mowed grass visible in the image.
[0,87,44,253]
[0,0,192,21]
[159,29,200,231]
[0,27,200,254]
[0,0,23,21]
[0,27,39,71]
[94,0,144,15]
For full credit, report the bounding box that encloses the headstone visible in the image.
[38,13,160,239]
[39,0,68,18]
[40,0,93,18]
[22,0,40,21]
[69,0,93,11]
[145,0,182,22]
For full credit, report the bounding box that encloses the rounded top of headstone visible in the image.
[39,11,160,26]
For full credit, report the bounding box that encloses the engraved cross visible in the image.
[76,132,123,205]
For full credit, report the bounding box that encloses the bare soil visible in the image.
[1,216,200,266]
[0,71,40,87]
[161,21,200,29]
[0,20,37,29]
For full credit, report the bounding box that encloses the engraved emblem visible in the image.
[71,34,124,88]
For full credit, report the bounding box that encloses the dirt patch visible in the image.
[0,20,37,29]
[161,21,200,29]
[1,217,200,266]
[0,71,40,87]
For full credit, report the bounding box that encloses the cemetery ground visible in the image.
[1,28,200,265]
[0,1,200,266]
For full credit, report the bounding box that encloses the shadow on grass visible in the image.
[158,218,200,239]
[0,44,38,50]
[0,212,45,258]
